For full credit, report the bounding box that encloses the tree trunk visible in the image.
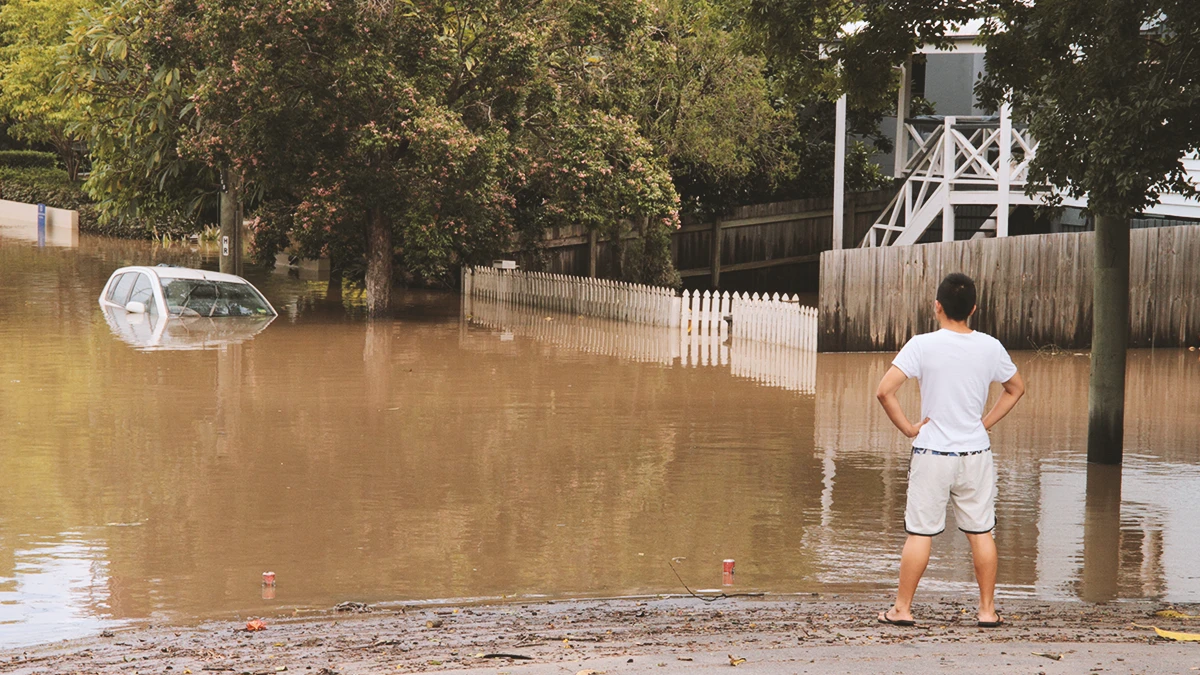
[1086,213,1129,464]
[219,169,243,276]
[53,134,80,182]
[326,265,343,302]
[365,207,393,318]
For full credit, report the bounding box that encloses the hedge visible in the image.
[0,150,58,169]
[0,166,125,236]
[0,166,214,239]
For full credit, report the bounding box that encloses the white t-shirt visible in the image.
[892,329,1018,452]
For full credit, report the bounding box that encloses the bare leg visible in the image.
[883,534,932,622]
[966,532,998,622]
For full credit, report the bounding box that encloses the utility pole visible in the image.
[219,169,243,276]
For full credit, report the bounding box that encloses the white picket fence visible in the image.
[464,267,818,350]
[679,289,817,351]
[466,266,678,327]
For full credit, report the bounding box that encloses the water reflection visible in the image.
[2,232,1199,649]
[0,536,119,645]
[0,218,79,248]
[464,297,817,393]
[101,306,275,351]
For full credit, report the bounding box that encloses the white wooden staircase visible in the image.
[862,114,1200,247]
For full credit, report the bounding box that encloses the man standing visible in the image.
[875,273,1025,627]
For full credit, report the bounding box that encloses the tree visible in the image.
[0,0,94,179]
[60,0,684,314]
[57,0,212,228]
[979,0,1200,463]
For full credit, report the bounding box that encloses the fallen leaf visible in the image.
[1031,652,1063,661]
[426,619,443,628]
[676,657,693,662]
[1134,624,1200,642]
[1155,610,1200,620]
[427,660,442,666]
[728,655,746,667]
[246,620,267,632]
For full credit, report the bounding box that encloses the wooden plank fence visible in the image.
[521,189,894,291]
[465,267,821,350]
[818,224,1200,352]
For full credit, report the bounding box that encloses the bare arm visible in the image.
[982,372,1025,431]
[875,365,929,439]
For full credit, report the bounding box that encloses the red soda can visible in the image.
[262,571,276,586]
[722,559,735,575]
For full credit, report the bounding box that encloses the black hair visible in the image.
[936,273,976,321]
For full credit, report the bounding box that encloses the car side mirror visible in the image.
[125,300,147,314]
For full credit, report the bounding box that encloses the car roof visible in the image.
[113,266,252,284]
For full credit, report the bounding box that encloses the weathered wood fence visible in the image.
[818,224,1200,352]
[465,267,820,350]
[524,189,894,290]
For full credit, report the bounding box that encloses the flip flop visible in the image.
[878,609,916,627]
[977,615,1004,628]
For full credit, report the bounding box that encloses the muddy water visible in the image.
[1,233,1199,648]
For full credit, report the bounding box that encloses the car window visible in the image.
[108,273,136,305]
[160,278,274,317]
[128,273,156,316]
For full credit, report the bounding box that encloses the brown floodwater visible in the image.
[1,231,1199,648]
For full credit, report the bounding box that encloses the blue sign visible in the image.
[36,203,46,247]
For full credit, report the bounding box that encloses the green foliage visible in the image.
[51,0,909,287]
[57,0,208,225]
[0,0,93,179]
[979,0,1200,217]
[82,0,683,287]
[0,166,88,209]
[0,150,58,168]
[0,165,191,238]
[611,2,785,199]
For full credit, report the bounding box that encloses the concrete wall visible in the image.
[0,198,80,246]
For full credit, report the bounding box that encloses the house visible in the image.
[832,21,1200,248]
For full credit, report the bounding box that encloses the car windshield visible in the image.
[160,278,275,318]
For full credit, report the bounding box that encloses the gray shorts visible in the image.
[905,447,996,536]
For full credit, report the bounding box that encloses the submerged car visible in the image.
[99,265,277,319]
[98,266,277,350]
